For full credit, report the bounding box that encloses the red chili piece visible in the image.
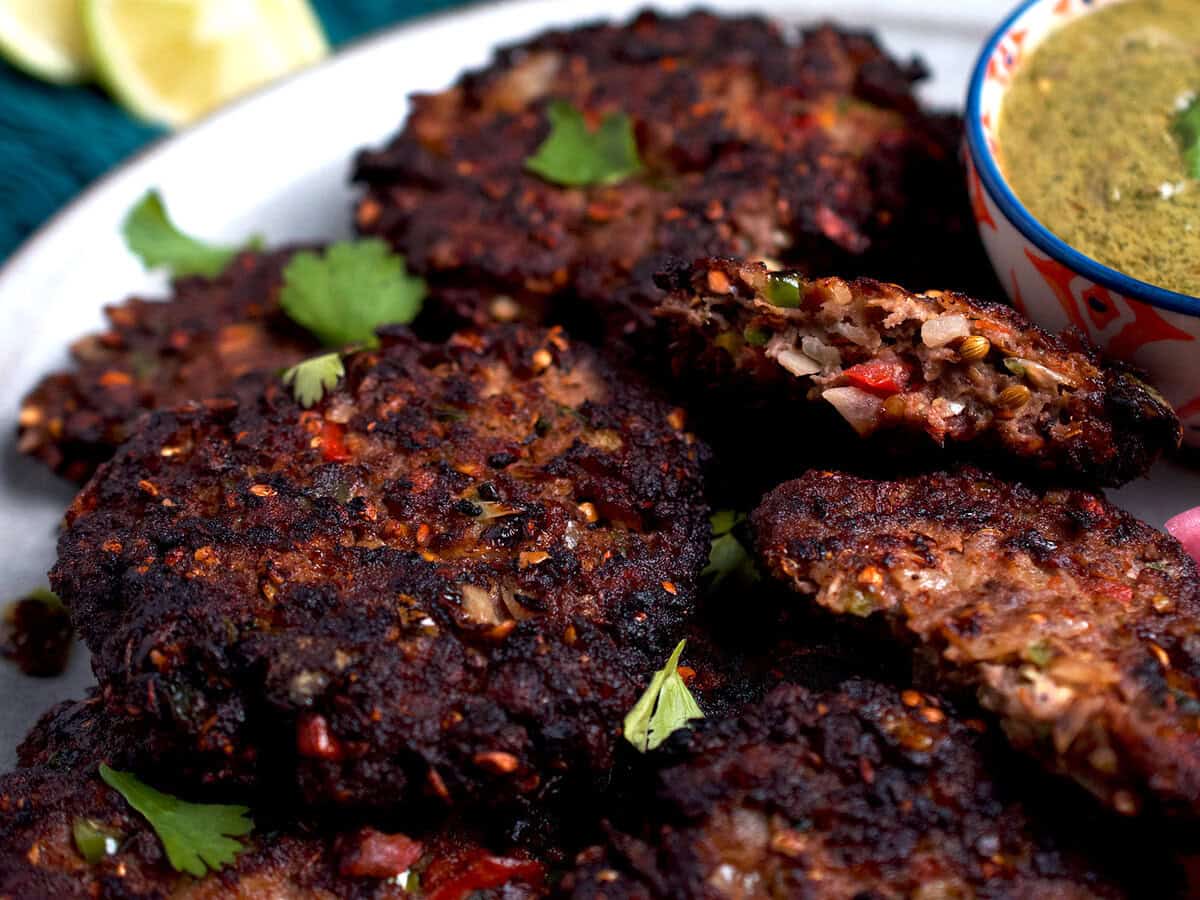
[843,360,913,396]
[297,713,344,760]
[339,829,424,878]
[424,852,545,900]
[321,421,352,462]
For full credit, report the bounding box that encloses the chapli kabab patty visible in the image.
[654,258,1179,487]
[0,696,550,900]
[353,11,994,338]
[17,249,316,482]
[51,324,709,811]
[752,468,1200,818]
[563,679,1146,899]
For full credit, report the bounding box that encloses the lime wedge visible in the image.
[83,0,328,128]
[0,0,89,83]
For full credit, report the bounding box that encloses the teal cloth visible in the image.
[0,0,462,261]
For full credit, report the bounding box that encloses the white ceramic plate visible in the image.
[2,0,1197,768]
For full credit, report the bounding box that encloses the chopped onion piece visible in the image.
[920,314,971,348]
[460,584,504,626]
[774,348,822,377]
[832,321,875,347]
[801,335,841,368]
[501,587,535,621]
[1018,669,1076,718]
[729,807,770,851]
[822,386,883,435]
[476,501,522,519]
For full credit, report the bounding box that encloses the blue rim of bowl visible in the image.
[964,0,1200,317]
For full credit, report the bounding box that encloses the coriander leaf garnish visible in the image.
[1173,93,1200,179]
[122,190,252,278]
[709,510,741,535]
[624,639,704,753]
[281,352,345,408]
[98,764,252,877]
[525,100,642,187]
[279,240,425,348]
[701,511,760,587]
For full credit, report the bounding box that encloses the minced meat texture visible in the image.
[0,696,550,900]
[561,679,1145,899]
[653,258,1180,488]
[353,11,996,340]
[50,324,709,812]
[752,468,1200,818]
[17,249,316,482]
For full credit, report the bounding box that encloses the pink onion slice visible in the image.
[1165,507,1200,565]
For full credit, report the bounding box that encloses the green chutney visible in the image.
[999,0,1200,297]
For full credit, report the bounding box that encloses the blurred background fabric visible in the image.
[0,0,461,262]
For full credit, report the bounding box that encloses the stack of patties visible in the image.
[6,9,1198,900]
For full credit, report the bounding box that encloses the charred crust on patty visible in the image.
[51,324,709,810]
[1,696,550,899]
[752,468,1200,817]
[353,11,996,338]
[17,249,316,482]
[563,679,1143,898]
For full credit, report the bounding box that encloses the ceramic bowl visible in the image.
[965,0,1200,445]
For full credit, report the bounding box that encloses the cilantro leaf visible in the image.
[99,765,252,877]
[709,510,742,536]
[122,190,252,278]
[701,511,760,587]
[281,352,345,408]
[624,639,704,753]
[279,240,425,348]
[1174,93,1200,179]
[525,100,642,187]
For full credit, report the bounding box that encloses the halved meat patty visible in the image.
[51,325,709,811]
[17,250,315,482]
[353,11,997,339]
[753,468,1200,817]
[653,258,1179,486]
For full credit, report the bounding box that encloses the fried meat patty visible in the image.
[51,325,709,810]
[563,679,1138,899]
[17,250,316,482]
[753,468,1200,817]
[353,11,994,338]
[654,258,1179,487]
[1,696,550,900]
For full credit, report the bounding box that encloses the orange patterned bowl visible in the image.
[965,0,1200,446]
